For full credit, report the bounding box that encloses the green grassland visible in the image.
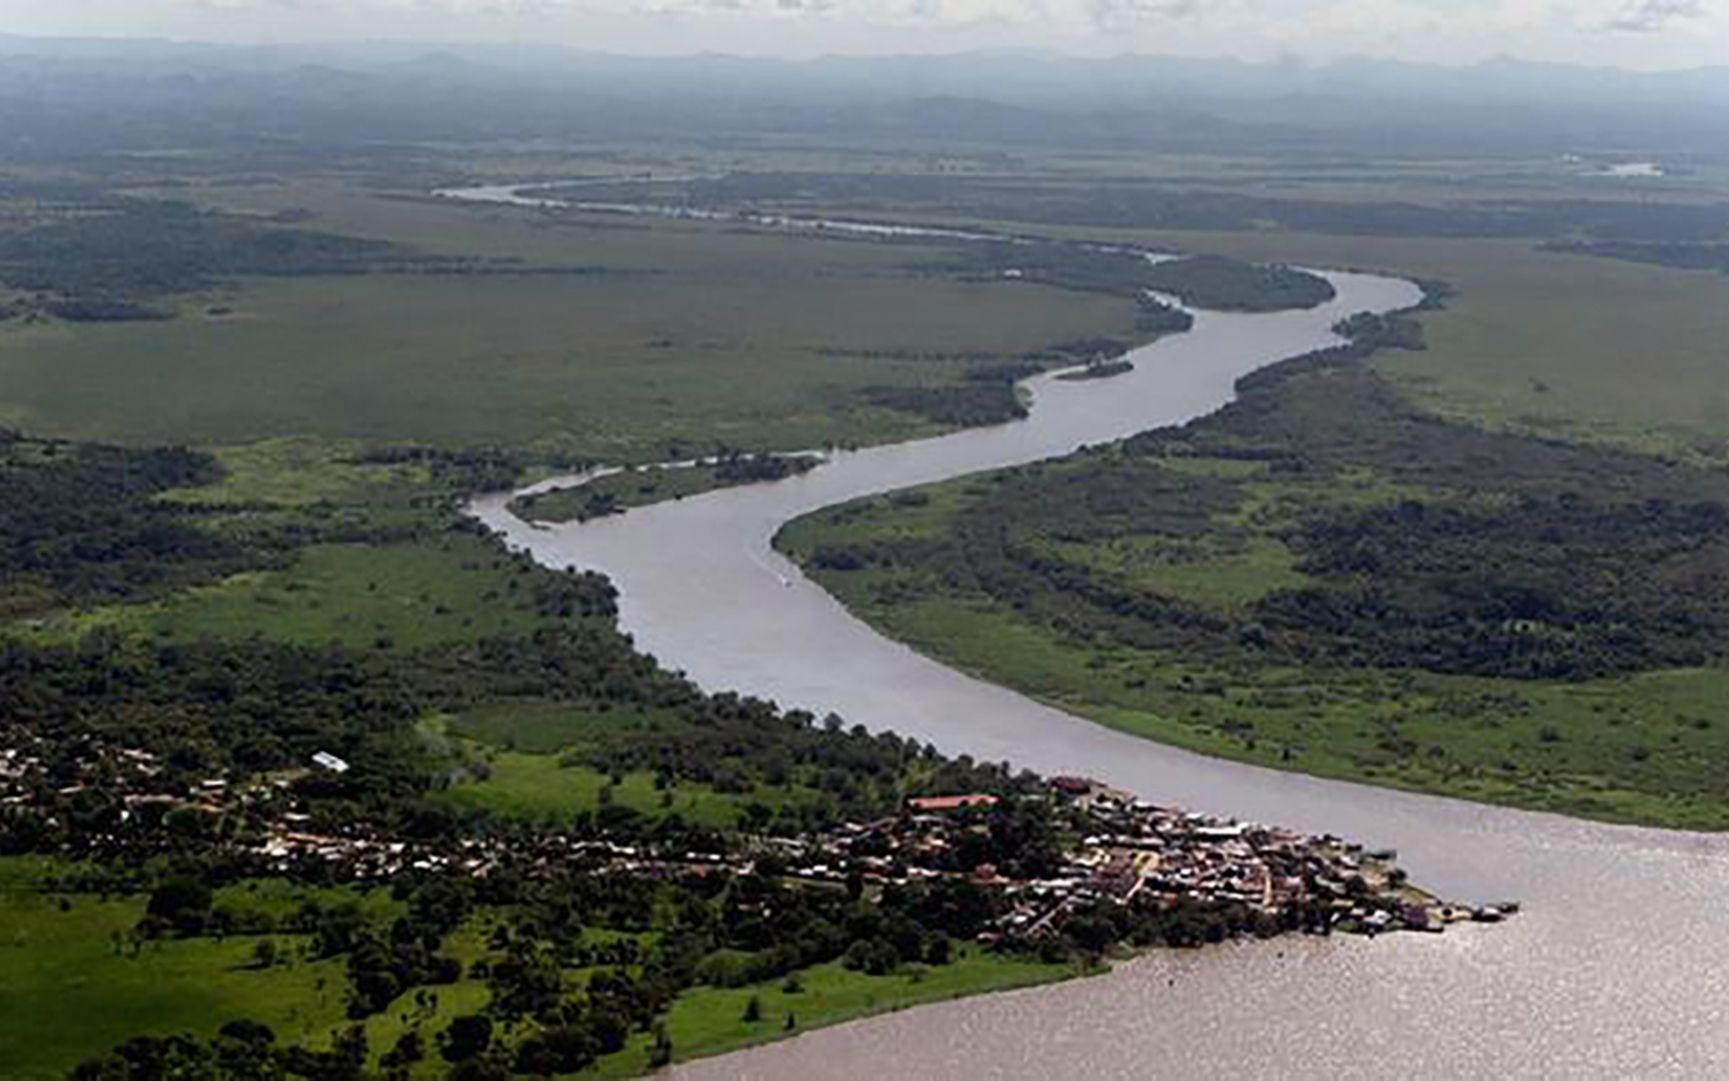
[441,754,767,828]
[1158,234,1729,463]
[720,159,1729,462]
[436,701,829,829]
[0,181,1142,458]
[0,270,1135,455]
[0,859,357,1080]
[3,857,623,1080]
[19,535,562,652]
[158,438,437,507]
[443,700,683,755]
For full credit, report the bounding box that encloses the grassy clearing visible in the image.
[345,924,498,1077]
[588,951,1078,1078]
[0,859,354,1080]
[441,755,765,828]
[21,536,554,652]
[1035,533,1309,610]
[159,437,434,507]
[438,701,819,828]
[446,700,684,755]
[2,859,566,1080]
[2,848,1072,1080]
[143,538,549,651]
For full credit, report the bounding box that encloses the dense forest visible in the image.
[1546,239,1729,274]
[0,198,618,322]
[1140,256,1335,312]
[0,435,254,615]
[0,201,446,318]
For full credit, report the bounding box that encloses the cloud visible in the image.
[1088,0,1207,29]
[1607,0,1706,31]
[629,0,1060,21]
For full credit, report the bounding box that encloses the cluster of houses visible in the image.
[2,726,1506,937]
[782,777,1506,938]
[0,733,177,814]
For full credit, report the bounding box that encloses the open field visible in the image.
[0,267,1136,454]
[437,701,831,828]
[0,180,1142,457]
[440,754,787,828]
[0,857,620,1080]
[1134,232,1729,462]
[0,859,355,1080]
[19,536,563,652]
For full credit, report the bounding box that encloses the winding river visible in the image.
[461,186,1729,1078]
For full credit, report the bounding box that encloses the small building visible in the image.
[311,751,351,774]
[907,794,999,813]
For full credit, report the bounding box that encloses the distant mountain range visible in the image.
[2,35,1725,160]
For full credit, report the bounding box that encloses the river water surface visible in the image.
[462,189,1729,1077]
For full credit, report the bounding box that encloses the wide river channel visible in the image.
[463,189,1729,1078]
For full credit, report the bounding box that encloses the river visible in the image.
[460,186,1729,1078]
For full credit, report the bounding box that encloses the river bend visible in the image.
[458,199,1729,1078]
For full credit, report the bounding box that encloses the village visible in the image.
[1,725,1511,948]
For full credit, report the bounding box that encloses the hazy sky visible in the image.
[4,0,1725,67]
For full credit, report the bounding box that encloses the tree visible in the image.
[144,876,212,936]
[440,1014,493,1064]
[741,995,763,1023]
[923,934,952,966]
[646,1023,674,1069]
